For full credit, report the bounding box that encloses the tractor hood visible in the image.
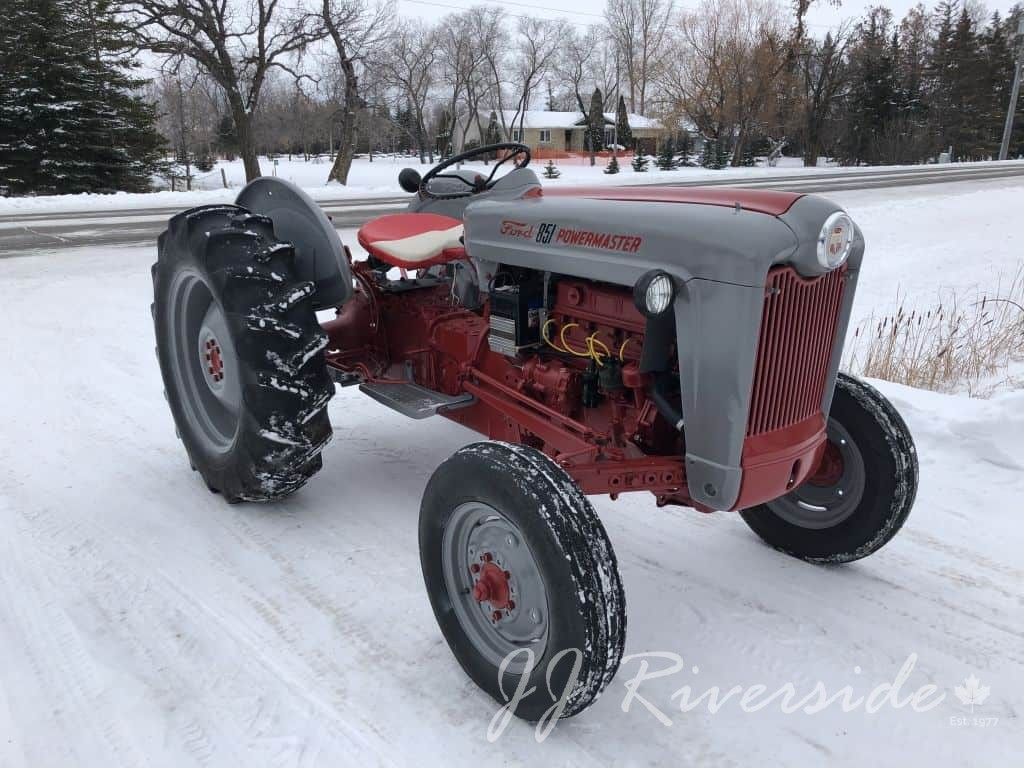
[540,185,803,216]
[462,189,860,288]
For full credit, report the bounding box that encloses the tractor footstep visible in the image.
[359,381,475,420]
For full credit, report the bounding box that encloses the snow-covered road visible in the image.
[0,182,1021,766]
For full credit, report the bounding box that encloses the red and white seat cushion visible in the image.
[357,213,466,269]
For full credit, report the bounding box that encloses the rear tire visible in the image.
[420,442,626,721]
[740,373,918,563]
[152,204,334,502]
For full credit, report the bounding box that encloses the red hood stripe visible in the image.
[541,186,803,216]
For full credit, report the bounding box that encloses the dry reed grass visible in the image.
[845,267,1024,397]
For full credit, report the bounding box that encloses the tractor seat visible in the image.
[357,213,466,269]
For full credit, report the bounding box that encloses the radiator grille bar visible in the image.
[746,266,846,436]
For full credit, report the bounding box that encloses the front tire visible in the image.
[152,205,334,502]
[740,373,918,563]
[420,442,626,721]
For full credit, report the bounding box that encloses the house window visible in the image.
[511,128,522,142]
[538,129,551,143]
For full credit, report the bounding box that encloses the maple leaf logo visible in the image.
[954,674,991,713]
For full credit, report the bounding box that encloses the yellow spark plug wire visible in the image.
[619,337,633,362]
[559,322,593,359]
[542,318,568,353]
[587,333,611,366]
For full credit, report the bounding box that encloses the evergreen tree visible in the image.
[0,0,165,195]
[587,87,605,165]
[604,155,620,174]
[484,111,502,146]
[194,153,215,173]
[216,115,239,160]
[542,159,561,178]
[677,130,694,166]
[630,153,649,172]
[615,95,632,149]
[655,136,676,170]
[700,139,717,169]
[716,138,730,169]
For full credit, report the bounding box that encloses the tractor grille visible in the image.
[746,265,846,436]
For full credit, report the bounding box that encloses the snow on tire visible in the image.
[740,373,919,563]
[152,204,334,502]
[419,441,626,722]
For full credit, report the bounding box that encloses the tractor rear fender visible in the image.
[235,178,353,308]
[462,193,864,511]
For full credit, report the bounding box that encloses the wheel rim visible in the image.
[167,269,242,455]
[441,502,549,673]
[767,420,866,529]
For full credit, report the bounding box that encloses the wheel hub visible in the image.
[808,440,844,486]
[471,558,513,613]
[203,336,225,383]
[441,502,549,672]
[765,421,865,530]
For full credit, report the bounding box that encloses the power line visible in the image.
[399,0,839,30]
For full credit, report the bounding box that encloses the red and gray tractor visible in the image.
[152,144,918,720]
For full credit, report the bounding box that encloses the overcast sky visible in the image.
[396,0,1022,35]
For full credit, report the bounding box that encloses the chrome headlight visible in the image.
[634,270,675,317]
[817,212,855,270]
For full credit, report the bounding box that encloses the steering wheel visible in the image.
[417,142,531,200]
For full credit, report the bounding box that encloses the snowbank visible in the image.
[4,155,1020,216]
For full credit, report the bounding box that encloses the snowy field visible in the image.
[0,179,1022,766]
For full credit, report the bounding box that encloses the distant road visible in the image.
[3,161,1024,256]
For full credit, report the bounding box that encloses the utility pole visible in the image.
[998,19,1024,161]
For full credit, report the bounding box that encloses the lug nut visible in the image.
[482,552,493,562]
[492,611,502,622]
[508,600,515,610]
[470,563,480,573]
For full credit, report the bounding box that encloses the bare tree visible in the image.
[458,8,504,151]
[123,0,325,181]
[559,26,601,114]
[604,0,674,115]
[509,18,567,138]
[436,11,479,155]
[792,24,850,166]
[321,0,394,183]
[375,21,438,163]
[665,0,786,164]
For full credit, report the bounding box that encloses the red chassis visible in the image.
[321,255,835,512]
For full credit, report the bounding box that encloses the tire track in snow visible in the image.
[2,502,400,767]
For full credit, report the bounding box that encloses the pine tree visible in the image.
[631,153,649,172]
[484,111,502,146]
[677,130,694,166]
[216,115,239,160]
[615,95,632,150]
[587,87,604,165]
[700,139,717,169]
[655,137,676,170]
[604,155,620,174]
[0,0,165,195]
[716,139,730,169]
[542,159,561,178]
